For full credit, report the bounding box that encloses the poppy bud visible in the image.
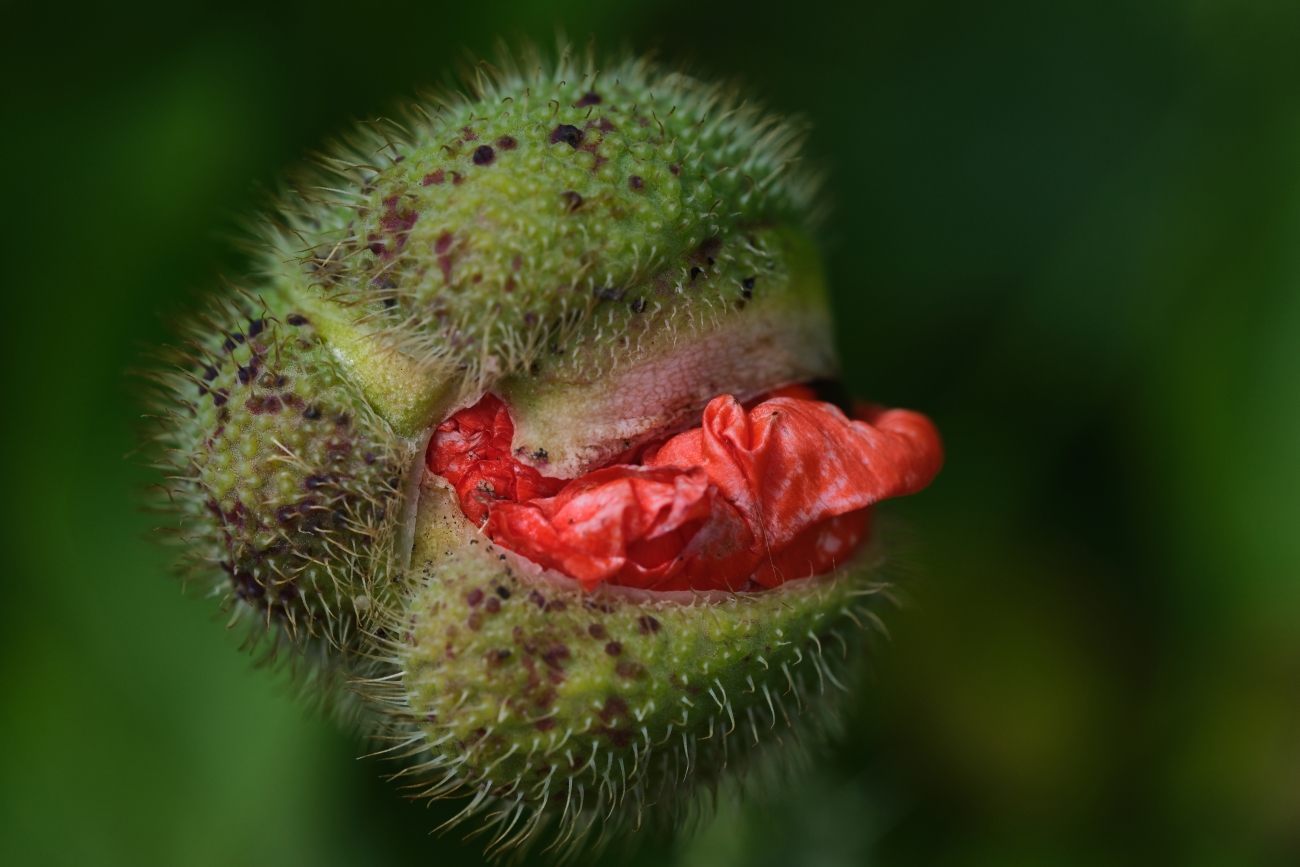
[145,46,942,854]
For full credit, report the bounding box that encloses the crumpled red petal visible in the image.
[427,393,566,526]
[429,390,943,593]
[477,464,724,587]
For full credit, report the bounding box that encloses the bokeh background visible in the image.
[4,1,1300,864]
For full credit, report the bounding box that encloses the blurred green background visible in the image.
[4,1,1300,864]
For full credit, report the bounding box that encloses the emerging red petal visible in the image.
[429,392,943,592]
[427,393,566,525]
[484,465,722,588]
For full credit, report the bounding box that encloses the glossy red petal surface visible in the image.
[426,393,566,525]
[430,392,943,592]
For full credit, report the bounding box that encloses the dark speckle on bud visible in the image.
[630,297,647,314]
[247,318,264,337]
[286,314,308,326]
[472,145,495,166]
[576,91,601,106]
[496,135,517,150]
[246,395,282,415]
[616,660,647,680]
[562,191,583,212]
[541,643,570,669]
[628,175,644,190]
[550,124,583,147]
[605,641,622,656]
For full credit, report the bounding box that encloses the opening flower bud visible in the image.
[145,46,943,854]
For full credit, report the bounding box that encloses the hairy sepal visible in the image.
[148,296,416,670]
[254,47,824,440]
[360,481,889,855]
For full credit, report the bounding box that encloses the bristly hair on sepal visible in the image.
[247,38,826,436]
[345,488,900,862]
[140,286,419,722]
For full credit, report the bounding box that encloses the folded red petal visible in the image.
[648,395,943,554]
[750,508,872,589]
[428,391,943,592]
[426,393,566,525]
[486,465,717,588]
